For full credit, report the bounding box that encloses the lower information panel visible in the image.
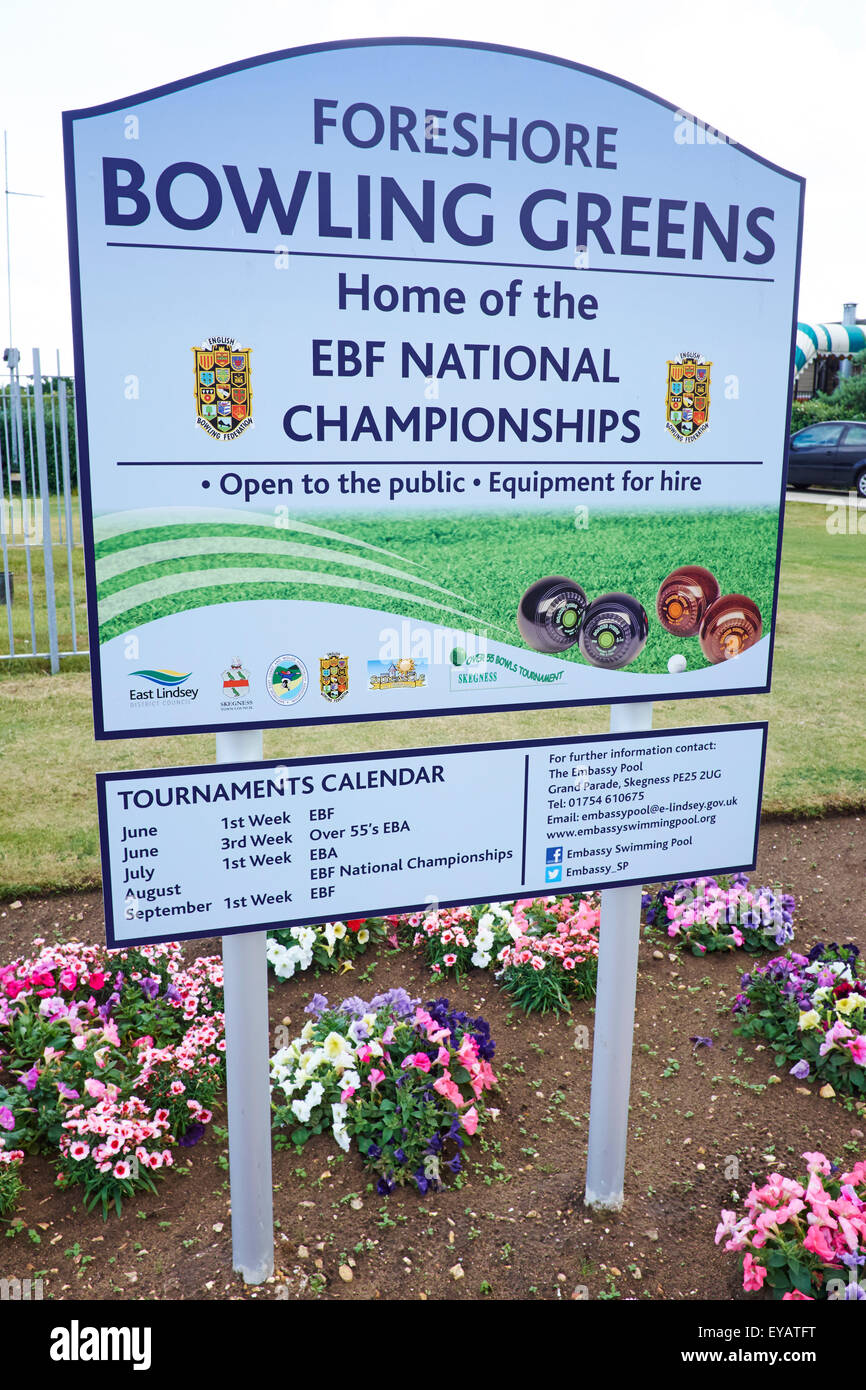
[97,721,768,947]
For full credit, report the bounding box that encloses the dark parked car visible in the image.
[787,420,866,496]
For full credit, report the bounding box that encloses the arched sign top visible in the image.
[64,36,801,186]
[65,37,803,740]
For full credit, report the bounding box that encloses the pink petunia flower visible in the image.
[742,1253,767,1292]
[460,1106,479,1136]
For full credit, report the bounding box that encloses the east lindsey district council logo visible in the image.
[665,353,711,443]
[193,337,253,441]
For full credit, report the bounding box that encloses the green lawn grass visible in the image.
[94,505,777,676]
[1,490,88,662]
[0,500,863,895]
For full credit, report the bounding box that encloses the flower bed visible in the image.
[266,917,389,981]
[732,942,866,1099]
[643,873,796,955]
[270,990,497,1194]
[0,939,225,1216]
[716,1150,866,1299]
[403,896,600,1015]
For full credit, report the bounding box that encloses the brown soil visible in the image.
[1,813,863,1302]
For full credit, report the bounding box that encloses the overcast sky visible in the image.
[2,0,861,372]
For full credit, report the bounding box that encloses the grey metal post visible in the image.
[217,727,275,1285]
[11,365,37,654]
[841,302,857,380]
[585,700,654,1211]
[32,349,59,672]
[57,378,77,650]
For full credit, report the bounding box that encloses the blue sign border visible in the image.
[64,38,804,741]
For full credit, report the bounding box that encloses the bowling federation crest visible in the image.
[665,353,711,443]
[193,337,252,440]
[320,652,349,702]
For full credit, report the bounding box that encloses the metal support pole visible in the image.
[841,301,857,380]
[217,727,274,1285]
[585,700,653,1211]
[32,349,59,672]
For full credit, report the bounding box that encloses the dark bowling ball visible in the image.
[517,576,588,653]
[578,592,649,669]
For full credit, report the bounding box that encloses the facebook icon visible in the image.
[545,846,563,883]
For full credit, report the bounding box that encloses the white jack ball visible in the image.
[668,653,687,674]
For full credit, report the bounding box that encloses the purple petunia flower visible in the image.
[19,1064,39,1092]
[164,983,181,1004]
[338,996,369,1020]
[98,991,120,1022]
[178,1122,206,1147]
[790,1059,810,1080]
[370,987,419,1019]
[140,977,159,1001]
[304,994,328,1017]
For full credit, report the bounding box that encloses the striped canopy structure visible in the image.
[795,322,866,375]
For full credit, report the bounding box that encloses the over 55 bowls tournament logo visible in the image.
[193,336,252,440]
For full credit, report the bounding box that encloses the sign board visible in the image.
[64,39,803,740]
[97,722,767,947]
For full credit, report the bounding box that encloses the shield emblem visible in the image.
[320,654,349,702]
[193,343,253,439]
[666,357,711,441]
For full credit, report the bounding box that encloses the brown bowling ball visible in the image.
[656,565,720,637]
[699,594,762,663]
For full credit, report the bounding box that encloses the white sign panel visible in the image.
[65,39,803,739]
[98,722,767,946]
